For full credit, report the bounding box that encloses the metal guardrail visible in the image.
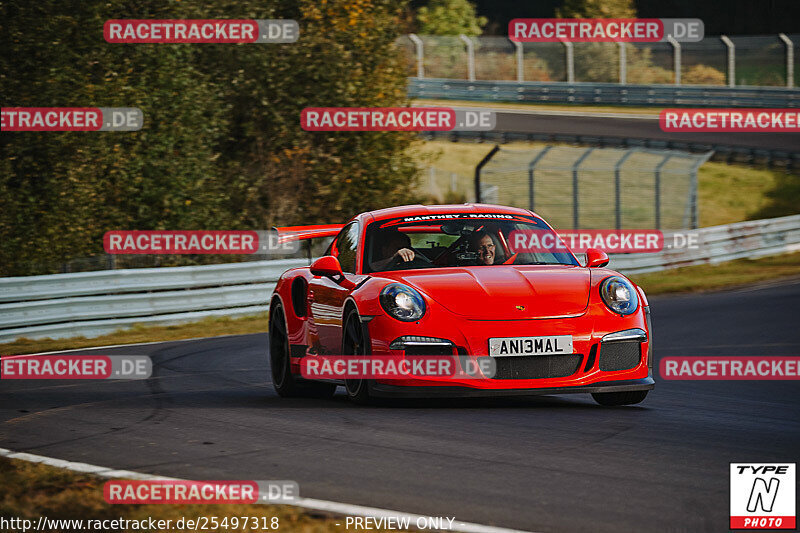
[0,259,308,342]
[408,78,800,108]
[0,216,798,343]
[609,214,800,273]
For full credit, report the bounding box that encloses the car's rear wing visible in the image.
[273,224,344,244]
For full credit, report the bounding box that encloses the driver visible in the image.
[469,230,497,265]
[370,228,417,271]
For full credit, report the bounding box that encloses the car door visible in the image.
[308,221,361,354]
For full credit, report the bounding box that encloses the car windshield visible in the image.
[363,214,579,273]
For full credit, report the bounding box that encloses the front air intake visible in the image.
[598,341,641,371]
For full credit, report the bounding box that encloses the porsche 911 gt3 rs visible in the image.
[268,204,654,405]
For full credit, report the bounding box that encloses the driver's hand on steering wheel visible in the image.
[393,248,415,262]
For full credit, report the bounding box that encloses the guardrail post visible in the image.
[618,42,627,84]
[460,34,476,82]
[654,154,673,230]
[527,146,553,210]
[667,36,681,85]
[561,40,575,83]
[408,34,424,78]
[721,35,735,87]
[513,40,524,82]
[572,148,594,229]
[779,33,794,88]
[474,144,500,203]
[614,149,636,229]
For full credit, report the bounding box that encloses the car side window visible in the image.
[335,222,359,274]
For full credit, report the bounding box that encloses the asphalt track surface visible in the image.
[2,279,800,532]
[488,109,800,154]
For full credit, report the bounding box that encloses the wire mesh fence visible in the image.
[399,34,799,87]
[472,145,711,230]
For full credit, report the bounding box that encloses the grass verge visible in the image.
[0,314,268,356]
[0,456,404,532]
[413,98,662,115]
[416,139,791,228]
[1,254,798,356]
[629,252,800,296]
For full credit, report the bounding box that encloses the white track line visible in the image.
[0,448,536,533]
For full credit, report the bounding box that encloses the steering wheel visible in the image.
[387,251,433,270]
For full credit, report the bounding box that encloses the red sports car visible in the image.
[268,204,653,405]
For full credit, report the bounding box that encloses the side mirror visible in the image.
[310,256,344,278]
[585,248,609,268]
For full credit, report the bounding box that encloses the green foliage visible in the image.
[556,0,637,18]
[416,0,487,36]
[0,0,420,275]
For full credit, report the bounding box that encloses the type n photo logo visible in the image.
[730,463,796,529]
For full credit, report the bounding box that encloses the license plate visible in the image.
[489,335,573,357]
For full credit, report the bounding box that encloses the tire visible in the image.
[269,303,336,398]
[342,308,371,405]
[591,390,649,406]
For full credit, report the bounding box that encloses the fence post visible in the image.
[688,151,714,229]
[721,35,735,87]
[572,148,594,229]
[779,33,794,88]
[527,146,553,210]
[668,36,681,85]
[561,40,575,83]
[613,149,636,229]
[654,154,673,230]
[408,34,424,78]
[513,40,524,82]
[618,42,627,84]
[474,145,500,203]
[460,34,476,82]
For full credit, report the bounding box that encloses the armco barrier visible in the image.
[408,78,800,108]
[0,215,798,343]
[608,214,800,273]
[0,259,308,343]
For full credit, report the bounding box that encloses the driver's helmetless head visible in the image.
[470,231,495,265]
[380,230,411,259]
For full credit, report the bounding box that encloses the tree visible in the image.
[417,0,487,36]
[556,0,636,18]
[0,0,422,275]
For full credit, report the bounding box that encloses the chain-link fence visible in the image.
[399,34,799,87]
[472,145,712,230]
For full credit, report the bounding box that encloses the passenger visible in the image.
[469,230,497,265]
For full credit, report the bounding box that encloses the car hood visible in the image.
[386,266,590,320]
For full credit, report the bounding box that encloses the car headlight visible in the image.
[380,283,426,322]
[600,276,638,316]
